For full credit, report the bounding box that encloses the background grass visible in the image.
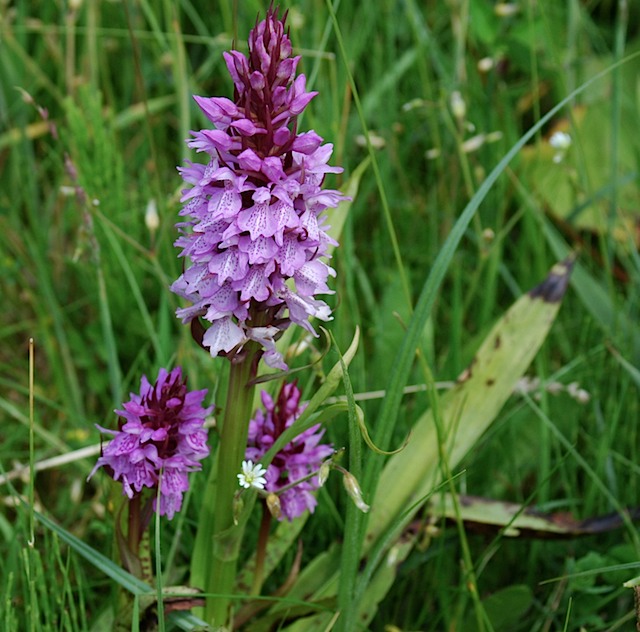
[2,0,640,630]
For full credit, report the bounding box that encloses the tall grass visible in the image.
[2,0,640,629]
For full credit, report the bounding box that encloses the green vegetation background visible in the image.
[2,0,640,629]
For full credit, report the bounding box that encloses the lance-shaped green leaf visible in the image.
[324,157,369,257]
[366,256,575,546]
[428,493,640,539]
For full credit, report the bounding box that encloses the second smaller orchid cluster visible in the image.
[236,381,369,522]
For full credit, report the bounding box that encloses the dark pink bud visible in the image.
[249,71,265,91]
[292,131,323,154]
[194,95,238,125]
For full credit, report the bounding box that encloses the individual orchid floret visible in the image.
[88,367,212,520]
[171,6,346,369]
[245,381,333,521]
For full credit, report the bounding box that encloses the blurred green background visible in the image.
[2,1,640,629]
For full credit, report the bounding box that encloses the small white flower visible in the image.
[549,131,572,150]
[550,131,572,163]
[237,460,267,490]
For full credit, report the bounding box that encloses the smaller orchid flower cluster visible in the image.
[241,381,333,521]
[89,367,212,520]
[171,7,346,369]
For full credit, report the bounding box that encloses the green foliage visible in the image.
[2,0,640,630]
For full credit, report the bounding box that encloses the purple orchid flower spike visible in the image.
[89,367,212,520]
[171,6,346,369]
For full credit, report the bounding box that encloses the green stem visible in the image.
[127,494,141,560]
[251,503,272,596]
[205,345,260,626]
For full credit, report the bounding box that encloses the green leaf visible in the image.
[428,493,638,539]
[366,257,575,547]
[324,157,370,257]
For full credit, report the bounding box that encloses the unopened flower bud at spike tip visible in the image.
[343,472,370,513]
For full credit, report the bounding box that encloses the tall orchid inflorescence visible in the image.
[246,381,333,521]
[171,7,345,369]
[89,367,212,520]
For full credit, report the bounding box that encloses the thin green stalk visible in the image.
[606,0,627,287]
[527,0,542,144]
[250,504,272,596]
[154,486,165,632]
[164,0,191,164]
[86,0,99,90]
[205,345,260,625]
[64,2,77,99]
[422,357,487,632]
[324,0,412,311]
[28,338,35,548]
[91,219,124,406]
[27,338,37,632]
[335,343,364,632]
[451,0,469,85]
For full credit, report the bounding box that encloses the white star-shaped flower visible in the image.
[237,460,268,490]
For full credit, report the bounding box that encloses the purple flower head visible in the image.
[245,381,333,521]
[171,7,346,369]
[88,367,212,520]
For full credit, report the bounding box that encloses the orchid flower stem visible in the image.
[251,502,272,596]
[127,494,141,560]
[206,345,260,625]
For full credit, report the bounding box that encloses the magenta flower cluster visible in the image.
[89,367,211,520]
[246,381,333,521]
[171,8,345,369]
